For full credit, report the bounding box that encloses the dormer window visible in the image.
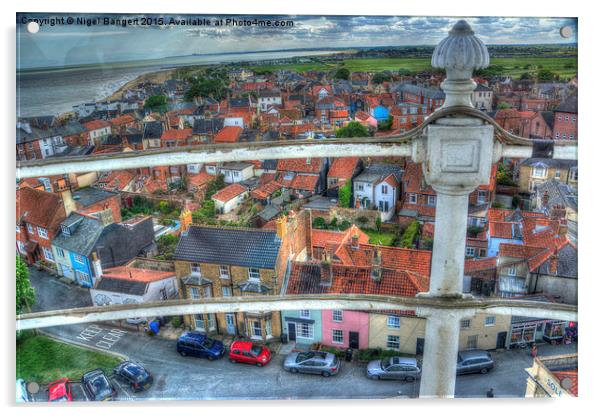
[61,224,71,235]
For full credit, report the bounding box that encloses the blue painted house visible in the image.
[280,309,323,345]
[371,105,390,122]
[52,213,156,287]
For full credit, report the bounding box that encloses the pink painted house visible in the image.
[321,310,369,349]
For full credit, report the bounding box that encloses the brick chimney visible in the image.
[59,188,77,216]
[549,249,558,275]
[558,219,568,236]
[275,215,287,239]
[542,190,549,207]
[550,205,566,221]
[319,251,332,287]
[350,230,360,250]
[371,247,382,282]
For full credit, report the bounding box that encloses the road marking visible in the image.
[75,325,127,350]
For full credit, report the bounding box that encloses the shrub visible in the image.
[312,217,327,229]
[330,217,338,228]
[375,216,382,232]
[356,216,369,225]
[171,316,183,328]
[399,220,420,248]
[339,220,351,231]
[467,226,484,238]
[338,180,352,208]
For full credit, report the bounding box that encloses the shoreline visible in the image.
[101,68,177,102]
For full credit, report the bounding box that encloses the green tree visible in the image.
[537,69,557,82]
[497,102,511,110]
[338,179,352,208]
[378,115,393,131]
[156,234,178,260]
[205,174,226,200]
[334,68,350,80]
[399,220,420,248]
[371,72,390,84]
[144,95,168,113]
[375,216,382,232]
[335,121,370,138]
[520,72,533,80]
[192,200,216,223]
[398,68,413,77]
[16,256,35,314]
[312,217,327,229]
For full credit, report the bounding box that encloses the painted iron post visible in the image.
[415,20,493,398]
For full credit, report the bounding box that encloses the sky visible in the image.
[16,14,578,69]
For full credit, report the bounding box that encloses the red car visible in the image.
[229,341,271,366]
[48,378,73,402]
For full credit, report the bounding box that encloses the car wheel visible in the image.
[480,368,489,374]
[179,350,186,357]
[405,376,416,382]
[290,368,298,373]
[322,371,331,377]
[230,359,237,364]
[256,362,263,367]
[207,355,214,361]
[369,375,380,380]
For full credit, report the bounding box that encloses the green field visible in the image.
[16,334,122,384]
[249,56,577,79]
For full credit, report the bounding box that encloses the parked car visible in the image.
[229,341,271,367]
[366,357,421,381]
[113,361,153,392]
[47,378,73,402]
[81,369,117,401]
[283,351,341,377]
[16,379,30,403]
[456,350,495,375]
[176,331,225,361]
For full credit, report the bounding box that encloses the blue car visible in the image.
[176,332,225,361]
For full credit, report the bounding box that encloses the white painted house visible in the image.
[219,162,255,184]
[211,183,249,214]
[353,164,402,221]
[258,91,282,111]
[90,258,177,306]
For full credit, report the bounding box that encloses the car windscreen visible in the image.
[90,376,110,395]
[381,358,391,370]
[124,364,147,381]
[202,338,214,348]
[250,345,263,356]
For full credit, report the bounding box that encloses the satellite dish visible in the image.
[560,377,574,390]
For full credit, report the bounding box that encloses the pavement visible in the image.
[25,267,578,401]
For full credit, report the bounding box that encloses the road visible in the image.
[27,268,577,400]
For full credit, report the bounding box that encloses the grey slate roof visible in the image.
[96,278,148,295]
[96,217,156,269]
[193,118,224,135]
[174,226,282,269]
[520,158,577,170]
[534,180,578,213]
[53,213,105,256]
[354,163,403,184]
[393,83,445,99]
[539,243,577,278]
[73,187,119,208]
[143,121,163,139]
[554,93,577,114]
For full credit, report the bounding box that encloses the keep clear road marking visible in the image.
[76,324,127,350]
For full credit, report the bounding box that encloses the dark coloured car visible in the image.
[177,331,225,361]
[283,351,341,377]
[366,357,421,381]
[81,369,116,401]
[229,340,271,367]
[113,361,153,392]
[48,378,73,402]
[456,350,495,375]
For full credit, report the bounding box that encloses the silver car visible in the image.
[283,351,341,377]
[456,350,494,375]
[366,357,421,381]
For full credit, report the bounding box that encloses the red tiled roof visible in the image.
[464,257,498,273]
[402,161,435,195]
[161,128,193,141]
[16,187,66,230]
[277,158,323,174]
[214,126,243,143]
[355,111,372,121]
[488,221,514,239]
[551,370,578,396]
[286,263,429,297]
[290,174,319,191]
[188,171,214,187]
[109,114,135,126]
[83,120,111,131]
[329,109,349,118]
[211,183,247,202]
[312,226,369,250]
[101,266,174,282]
[251,181,281,200]
[327,157,359,180]
[98,170,135,191]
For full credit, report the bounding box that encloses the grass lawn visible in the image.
[249,56,577,79]
[16,334,122,385]
[361,228,398,246]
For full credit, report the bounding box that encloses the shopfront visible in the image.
[542,320,566,344]
[509,317,567,347]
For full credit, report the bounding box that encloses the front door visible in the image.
[416,338,425,355]
[496,331,507,349]
[226,314,236,335]
[288,323,296,341]
[349,331,359,349]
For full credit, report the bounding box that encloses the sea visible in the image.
[16,50,341,117]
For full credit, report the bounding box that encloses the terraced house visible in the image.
[174,211,312,342]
